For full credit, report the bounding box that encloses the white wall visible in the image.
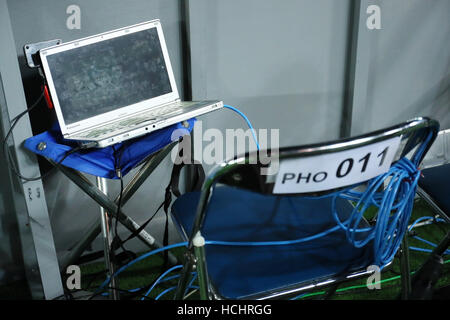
[351,0,450,135]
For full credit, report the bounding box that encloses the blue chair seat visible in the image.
[419,163,450,215]
[172,185,374,299]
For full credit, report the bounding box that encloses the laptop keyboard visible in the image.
[77,103,187,139]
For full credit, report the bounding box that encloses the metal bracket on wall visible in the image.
[23,39,61,69]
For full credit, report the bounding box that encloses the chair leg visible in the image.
[399,235,412,299]
[174,251,195,300]
[321,283,340,300]
[410,231,450,299]
[174,232,210,300]
[194,244,209,300]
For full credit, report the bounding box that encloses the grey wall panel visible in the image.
[0,78,26,285]
[0,0,64,298]
[188,0,352,157]
[351,0,450,135]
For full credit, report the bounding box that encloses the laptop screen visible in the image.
[45,27,172,125]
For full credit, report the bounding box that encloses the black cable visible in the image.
[118,201,164,248]
[100,145,137,299]
[2,90,44,180]
[110,143,166,254]
[2,88,95,181]
[111,145,136,260]
[85,146,167,301]
[86,200,171,301]
[11,91,44,123]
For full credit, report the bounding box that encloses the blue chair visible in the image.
[410,129,450,299]
[171,117,439,300]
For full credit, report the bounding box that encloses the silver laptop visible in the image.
[39,19,223,148]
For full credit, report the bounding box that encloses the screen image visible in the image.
[46,27,172,125]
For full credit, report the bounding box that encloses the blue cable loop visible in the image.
[412,132,435,165]
[154,272,199,300]
[95,242,188,294]
[408,216,450,255]
[223,104,261,151]
[141,265,183,300]
[155,286,177,300]
[184,272,198,297]
[99,272,198,297]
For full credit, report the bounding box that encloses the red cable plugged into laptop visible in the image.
[42,83,54,110]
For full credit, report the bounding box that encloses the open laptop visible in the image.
[39,19,223,148]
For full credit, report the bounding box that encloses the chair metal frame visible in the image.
[416,128,450,223]
[173,117,439,300]
[410,128,450,299]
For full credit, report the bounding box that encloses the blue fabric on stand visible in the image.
[24,119,196,179]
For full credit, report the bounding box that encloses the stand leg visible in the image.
[58,144,178,269]
[97,177,119,300]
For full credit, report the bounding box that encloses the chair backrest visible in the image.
[417,128,450,221]
[420,128,450,170]
[187,117,439,246]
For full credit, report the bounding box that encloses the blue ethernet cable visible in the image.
[141,265,183,300]
[94,242,188,295]
[223,104,261,151]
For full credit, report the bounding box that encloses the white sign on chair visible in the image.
[273,137,401,194]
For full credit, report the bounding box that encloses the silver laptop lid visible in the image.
[39,19,179,136]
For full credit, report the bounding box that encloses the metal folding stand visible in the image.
[48,142,179,299]
[96,176,119,300]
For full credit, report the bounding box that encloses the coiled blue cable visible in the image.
[334,157,421,267]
